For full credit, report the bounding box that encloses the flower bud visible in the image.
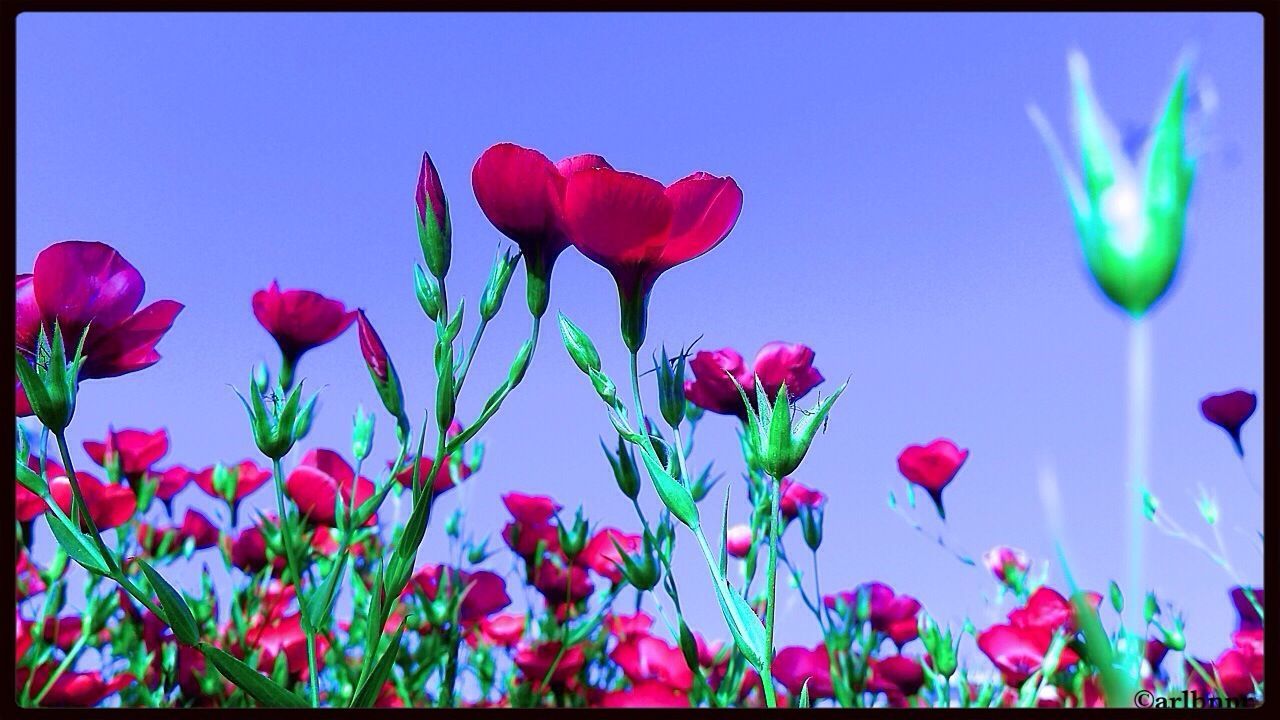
[480,248,520,322]
[445,508,463,539]
[1143,592,1160,624]
[678,621,700,672]
[655,347,687,429]
[414,265,442,321]
[352,407,376,462]
[356,310,407,425]
[602,435,640,500]
[558,313,601,375]
[237,371,314,460]
[1109,580,1124,614]
[588,368,617,407]
[508,340,534,387]
[252,361,270,390]
[14,323,87,433]
[557,508,589,562]
[798,503,824,551]
[416,151,452,280]
[617,533,660,591]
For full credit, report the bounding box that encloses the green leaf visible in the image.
[16,460,47,496]
[799,678,811,708]
[711,576,767,671]
[351,621,405,707]
[139,560,200,645]
[638,445,699,530]
[305,552,349,631]
[201,643,308,708]
[45,512,109,575]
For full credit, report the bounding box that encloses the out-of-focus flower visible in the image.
[229,523,283,575]
[83,427,168,481]
[726,524,754,559]
[501,492,562,559]
[16,241,183,382]
[578,527,641,583]
[685,343,824,418]
[868,655,926,701]
[193,461,271,503]
[564,165,742,351]
[598,681,691,708]
[897,439,968,519]
[977,623,1080,686]
[983,546,1031,589]
[773,644,833,699]
[1200,390,1258,456]
[470,613,526,648]
[285,449,376,527]
[17,468,47,521]
[17,550,46,600]
[393,425,472,493]
[825,581,922,645]
[240,612,329,678]
[153,465,193,503]
[251,281,354,379]
[48,463,137,530]
[1008,586,1103,634]
[1214,642,1263,697]
[137,509,219,555]
[1230,586,1264,631]
[472,143,614,316]
[407,565,511,622]
[779,478,826,521]
[514,641,586,688]
[15,664,134,707]
[532,561,594,608]
[611,633,694,692]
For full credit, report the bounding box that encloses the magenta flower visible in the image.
[1007,586,1102,634]
[407,565,512,622]
[252,281,355,382]
[1200,389,1258,456]
[773,644,834,699]
[48,463,137,531]
[598,681,690,708]
[726,524,754,558]
[779,478,826,521]
[685,342,824,418]
[868,655,926,700]
[15,241,183,405]
[983,546,1031,589]
[897,438,968,519]
[578,527,641,583]
[153,465,193,503]
[285,448,376,527]
[472,142,613,316]
[611,632,694,692]
[83,427,169,481]
[977,624,1079,686]
[563,166,743,350]
[1230,586,1263,631]
[825,582,922,645]
[193,460,271,502]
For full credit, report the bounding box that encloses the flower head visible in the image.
[83,427,168,481]
[897,438,968,519]
[252,281,354,373]
[285,448,376,527]
[686,342,824,418]
[1200,389,1257,456]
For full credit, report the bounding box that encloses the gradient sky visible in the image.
[16,12,1263,669]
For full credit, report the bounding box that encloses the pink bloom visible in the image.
[598,680,690,708]
[82,427,168,480]
[825,582,922,645]
[514,641,586,688]
[773,644,834,699]
[606,612,655,642]
[1008,586,1102,634]
[472,613,526,648]
[564,165,742,350]
[983,546,1030,588]
[1200,389,1257,456]
[1214,643,1263,697]
[284,449,375,527]
[726,524,754,558]
[15,665,134,708]
[779,478,826,520]
[977,623,1080,686]
[17,464,47,521]
[501,492,562,558]
[578,527,641,583]
[472,143,613,315]
[177,509,220,549]
[869,655,926,699]
[685,342,824,418]
[16,241,183,382]
[532,561,594,607]
[611,633,694,692]
[153,465,193,502]
[897,438,968,519]
[252,281,354,366]
[407,565,511,622]
[242,612,329,678]
[392,422,472,493]
[48,464,137,531]
[193,461,271,502]
[17,550,46,600]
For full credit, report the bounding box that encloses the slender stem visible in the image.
[453,317,490,391]
[1125,318,1150,631]
[32,631,91,705]
[761,474,782,709]
[306,635,320,706]
[270,457,318,705]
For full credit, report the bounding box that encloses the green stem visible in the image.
[761,474,782,709]
[306,635,320,706]
[32,631,91,706]
[270,457,318,705]
[453,317,490,391]
[279,352,296,392]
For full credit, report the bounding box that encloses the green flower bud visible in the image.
[678,621,700,672]
[1144,592,1160,624]
[1109,580,1124,614]
[14,323,88,434]
[602,435,641,500]
[352,406,376,462]
[480,248,520,321]
[235,372,315,460]
[655,347,687,429]
[557,508,589,562]
[414,265,442,321]
[508,340,534,387]
[798,503,824,551]
[416,151,452,280]
[736,376,847,480]
[558,313,602,375]
[616,533,660,591]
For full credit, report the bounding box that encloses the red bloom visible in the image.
[407,565,511,622]
[394,455,470,494]
[153,465,193,502]
[472,613,526,648]
[726,524,754,558]
[1214,643,1263,697]
[869,655,925,698]
[773,644,834,699]
[251,280,354,366]
[17,473,47,522]
[606,612,655,642]
[1200,389,1257,456]
[611,633,694,692]
[193,461,271,502]
[578,527,641,583]
[514,641,586,687]
[686,343,826,418]
[501,492,562,558]
[40,615,84,651]
[1008,586,1102,634]
[17,550,46,600]
[16,241,183,382]
[977,623,1080,686]
[229,524,281,575]
[532,560,594,607]
[177,509,220,549]
[472,143,614,316]
[564,166,742,350]
[824,582,922,645]
[779,478,826,521]
[983,546,1030,588]
[83,427,168,480]
[598,680,691,708]
[897,438,968,519]
[285,449,376,527]
[48,464,137,530]
[243,612,329,678]
[15,664,134,708]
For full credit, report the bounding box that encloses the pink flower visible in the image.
[564,165,742,350]
[17,461,47,521]
[773,644,834,699]
[606,612,655,642]
[472,613,526,648]
[48,463,137,531]
[285,449,376,527]
[1200,389,1257,456]
[983,546,1030,588]
[611,633,694,692]
[242,612,329,678]
[897,438,968,519]
[977,624,1080,686]
[193,460,271,502]
[501,492,562,558]
[779,478,826,521]
[392,422,472,492]
[532,560,594,607]
[726,524,754,558]
[472,143,613,316]
[869,655,926,699]
[1008,586,1102,634]
[15,665,134,707]
[825,582,922,645]
[407,565,511,622]
[514,641,586,688]
[153,465,193,502]
[578,527,641,583]
[598,681,690,708]
[252,281,354,370]
[685,342,824,418]
[16,241,183,383]
[82,427,169,481]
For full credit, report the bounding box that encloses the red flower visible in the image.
[779,478,826,521]
[1230,586,1264,631]
[897,438,968,519]
[193,461,271,502]
[824,582,922,645]
[773,644,834,699]
[1008,586,1102,634]
[869,655,925,698]
[393,452,471,495]
[229,524,281,575]
[501,492,562,558]
[48,464,137,530]
[606,612,655,642]
[176,509,220,549]
[472,143,613,316]
[407,565,511,622]
[17,550,46,600]
[686,343,826,418]
[285,449,376,527]
[611,633,694,692]
[598,680,691,708]
[1214,643,1263,697]
[17,471,47,522]
[726,524,754,558]
[471,613,526,648]
[983,546,1030,588]
[40,615,84,651]
[564,166,742,350]
[578,527,641,583]
[15,241,183,382]
[977,623,1080,686]
[514,641,586,687]
[532,560,594,607]
[242,612,329,678]
[1200,389,1257,456]
[153,465,193,502]
[82,427,168,480]
[15,665,134,708]
[252,280,355,368]
[355,309,393,382]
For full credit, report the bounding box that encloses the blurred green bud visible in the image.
[678,621,700,672]
[689,464,718,503]
[252,361,270,390]
[466,537,492,565]
[558,313,601,375]
[557,508,589,562]
[480,247,520,322]
[211,463,238,505]
[602,435,641,500]
[14,323,88,433]
[1161,617,1186,652]
[414,265,442,321]
[655,347,687,429]
[1109,580,1124,614]
[1144,592,1160,624]
[352,406,376,462]
[798,503,824,551]
[444,508,463,539]
[1142,489,1159,521]
[616,533,660,591]
[1196,489,1218,526]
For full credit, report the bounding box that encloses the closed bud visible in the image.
[1161,617,1186,652]
[1108,580,1124,614]
[558,508,589,562]
[798,503,824,551]
[352,406,376,462]
[212,463,238,505]
[414,265,442,321]
[588,368,617,407]
[618,534,660,591]
[466,537,492,565]
[356,310,407,422]
[445,508,463,539]
[14,323,88,434]
[508,340,534,387]
[603,435,640,500]
[1144,592,1160,624]
[655,347,687,429]
[416,151,452,280]
[480,248,520,321]
[252,361,270,390]
[678,621,700,672]
[558,313,601,375]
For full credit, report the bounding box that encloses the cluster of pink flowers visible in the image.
[13,142,1263,709]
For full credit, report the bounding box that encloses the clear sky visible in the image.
[16,12,1263,663]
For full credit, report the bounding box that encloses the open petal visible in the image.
[564,168,672,269]
[82,299,184,378]
[33,241,145,335]
[659,172,743,269]
[472,143,566,247]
